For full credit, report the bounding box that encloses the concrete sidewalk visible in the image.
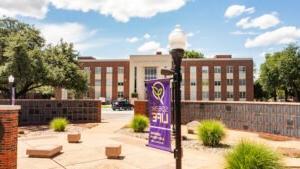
[18,111,223,169]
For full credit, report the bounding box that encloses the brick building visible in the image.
[56,53,253,102]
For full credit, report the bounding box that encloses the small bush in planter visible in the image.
[225,140,283,169]
[197,120,226,147]
[50,118,69,132]
[130,115,149,132]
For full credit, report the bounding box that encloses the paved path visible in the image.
[18,108,223,169]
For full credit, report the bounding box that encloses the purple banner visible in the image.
[146,78,172,152]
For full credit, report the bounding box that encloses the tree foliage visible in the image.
[183,50,204,59]
[259,44,300,101]
[254,80,268,101]
[0,18,87,98]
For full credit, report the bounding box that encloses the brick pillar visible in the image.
[0,105,20,169]
[233,65,239,101]
[96,101,102,122]
[221,66,227,100]
[209,65,215,100]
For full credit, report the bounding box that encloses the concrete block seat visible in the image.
[105,144,122,159]
[26,145,62,158]
[67,132,81,143]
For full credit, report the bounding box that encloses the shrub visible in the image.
[197,120,226,147]
[130,115,149,132]
[225,140,283,169]
[50,118,69,132]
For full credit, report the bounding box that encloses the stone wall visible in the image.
[0,105,20,169]
[134,100,300,138]
[0,100,101,126]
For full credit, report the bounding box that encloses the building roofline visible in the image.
[79,59,129,62]
[183,58,253,61]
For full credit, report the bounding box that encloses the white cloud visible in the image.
[0,0,188,22]
[126,37,139,43]
[186,32,194,37]
[38,22,98,51]
[138,41,161,53]
[245,26,300,48]
[50,0,188,22]
[143,33,151,39]
[230,31,257,35]
[236,13,280,30]
[0,0,48,19]
[224,5,255,18]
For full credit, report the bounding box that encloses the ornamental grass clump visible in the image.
[197,120,226,147]
[50,118,69,132]
[225,140,283,169]
[130,115,149,132]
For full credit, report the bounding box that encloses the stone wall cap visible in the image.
[0,105,21,111]
[136,100,300,106]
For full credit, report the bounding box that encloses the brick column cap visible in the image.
[0,105,21,111]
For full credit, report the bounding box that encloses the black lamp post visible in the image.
[168,25,187,169]
[8,75,15,105]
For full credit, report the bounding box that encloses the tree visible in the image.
[258,44,300,102]
[254,80,268,101]
[259,52,281,101]
[183,50,204,59]
[0,18,87,98]
[278,44,300,101]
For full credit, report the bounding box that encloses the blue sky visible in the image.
[1,0,300,71]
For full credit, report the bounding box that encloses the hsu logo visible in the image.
[152,81,165,105]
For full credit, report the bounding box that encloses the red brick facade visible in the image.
[0,106,20,169]
[79,59,130,101]
[182,57,253,101]
[56,55,253,102]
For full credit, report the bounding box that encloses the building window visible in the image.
[190,81,196,86]
[227,92,234,99]
[239,66,246,73]
[145,67,157,80]
[95,80,101,99]
[214,92,221,99]
[118,82,124,86]
[202,66,209,73]
[84,67,90,84]
[117,92,124,98]
[239,92,246,98]
[239,79,246,86]
[107,67,113,73]
[214,66,221,73]
[202,92,209,100]
[214,80,221,86]
[118,66,124,74]
[95,67,101,75]
[226,66,233,73]
[134,66,137,93]
[227,79,233,86]
[202,79,209,86]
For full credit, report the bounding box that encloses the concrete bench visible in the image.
[67,133,81,143]
[26,145,62,158]
[105,144,121,159]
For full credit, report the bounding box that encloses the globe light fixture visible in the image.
[168,25,187,169]
[168,25,187,50]
[8,75,15,105]
[8,75,14,83]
